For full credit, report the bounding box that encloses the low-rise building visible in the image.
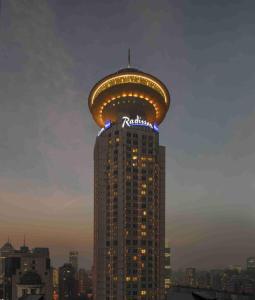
[0,240,52,300]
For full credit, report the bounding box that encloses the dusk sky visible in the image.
[0,0,255,270]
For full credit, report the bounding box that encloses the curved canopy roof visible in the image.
[88,67,170,127]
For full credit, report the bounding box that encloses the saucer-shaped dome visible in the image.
[88,67,170,127]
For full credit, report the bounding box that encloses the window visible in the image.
[22,289,27,296]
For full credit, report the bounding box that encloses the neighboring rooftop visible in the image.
[1,240,15,253]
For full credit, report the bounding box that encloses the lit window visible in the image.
[141,290,147,296]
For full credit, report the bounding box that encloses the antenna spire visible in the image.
[23,234,26,246]
[128,48,131,68]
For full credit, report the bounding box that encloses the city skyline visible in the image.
[2,239,254,274]
[1,0,255,271]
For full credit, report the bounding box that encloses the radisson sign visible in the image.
[97,116,158,136]
[122,115,158,132]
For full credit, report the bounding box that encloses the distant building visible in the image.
[59,263,76,299]
[247,257,255,271]
[69,251,79,273]
[210,270,223,290]
[0,256,5,299]
[1,240,15,256]
[196,271,210,289]
[185,268,196,287]
[164,246,172,291]
[229,265,242,273]
[52,267,59,288]
[52,267,59,299]
[0,240,52,300]
[243,278,255,294]
[86,269,93,299]
[78,268,87,295]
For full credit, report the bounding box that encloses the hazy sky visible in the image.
[0,0,255,270]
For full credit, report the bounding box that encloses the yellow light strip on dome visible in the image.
[97,93,159,125]
[90,74,168,105]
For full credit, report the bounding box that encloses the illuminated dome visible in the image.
[88,67,170,127]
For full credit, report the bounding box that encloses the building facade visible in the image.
[89,67,170,300]
[164,247,172,292]
[59,263,76,299]
[52,267,59,299]
[247,257,255,272]
[185,268,197,287]
[0,241,52,300]
[69,251,79,273]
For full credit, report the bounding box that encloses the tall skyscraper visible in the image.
[69,251,79,272]
[89,66,170,300]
